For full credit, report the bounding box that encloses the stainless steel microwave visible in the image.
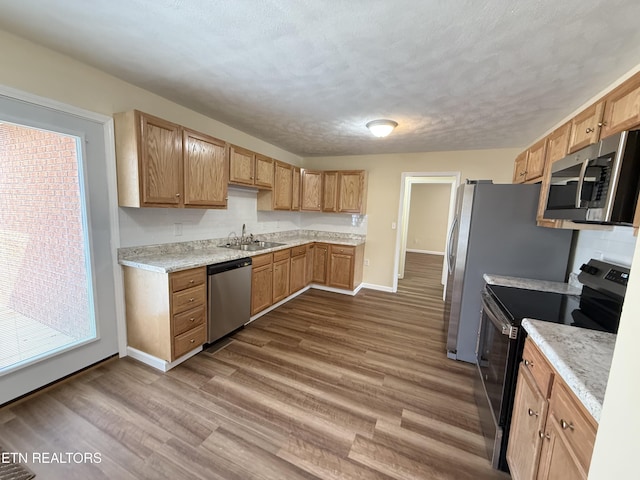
[543,130,640,224]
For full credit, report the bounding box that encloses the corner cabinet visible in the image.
[114,110,228,209]
[123,266,207,362]
[328,244,364,290]
[507,338,597,480]
[300,169,323,211]
[337,171,368,213]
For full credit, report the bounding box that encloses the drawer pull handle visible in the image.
[560,419,574,430]
[524,359,533,367]
[528,408,539,417]
[189,298,195,302]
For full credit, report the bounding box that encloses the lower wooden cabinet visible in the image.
[313,243,329,284]
[507,339,597,480]
[272,249,291,303]
[328,244,365,290]
[289,246,306,294]
[305,243,315,285]
[251,253,273,315]
[123,266,207,362]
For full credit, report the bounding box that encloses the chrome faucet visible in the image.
[241,224,247,244]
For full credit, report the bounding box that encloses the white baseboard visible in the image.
[310,283,362,296]
[361,283,394,293]
[406,249,445,255]
[248,285,311,323]
[126,345,202,372]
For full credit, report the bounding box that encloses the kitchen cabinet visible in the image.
[568,103,605,153]
[229,146,274,189]
[600,71,640,139]
[183,128,229,208]
[300,169,323,211]
[123,266,207,362]
[337,171,367,214]
[254,154,274,189]
[535,123,571,226]
[507,338,597,480]
[251,253,273,315]
[328,244,365,290]
[272,249,291,303]
[322,171,338,212]
[313,243,329,284]
[305,243,315,285]
[513,138,547,184]
[257,160,296,211]
[291,166,301,211]
[114,110,229,208]
[289,245,306,294]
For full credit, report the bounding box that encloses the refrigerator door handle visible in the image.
[446,215,458,274]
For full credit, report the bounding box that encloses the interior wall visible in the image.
[303,149,518,288]
[407,184,451,254]
[0,29,303,248]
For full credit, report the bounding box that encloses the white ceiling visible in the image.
[1,1,640,157]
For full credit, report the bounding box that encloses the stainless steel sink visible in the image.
[219,241,285,251]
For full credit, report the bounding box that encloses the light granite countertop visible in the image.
[484,273,582,295]
[522,319,616,423]
[118,231,365,273]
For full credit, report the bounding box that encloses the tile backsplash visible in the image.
[569,227,637,275]
[118,186,368,247]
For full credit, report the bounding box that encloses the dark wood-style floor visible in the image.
[0,253,509,479]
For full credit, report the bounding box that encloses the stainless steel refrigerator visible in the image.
[444,181,573,363]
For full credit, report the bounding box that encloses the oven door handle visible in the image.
[575,159,589,208]
[482,292,518,339]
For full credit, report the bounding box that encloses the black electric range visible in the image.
[475,259,628,472]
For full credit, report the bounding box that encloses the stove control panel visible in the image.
[604,268,629,287]
[578,259,629,299]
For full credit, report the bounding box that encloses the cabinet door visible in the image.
[546,123,571,165]
[337,171,366,213]
[301,169,323,211]
[525,139,547,182]
[322,171,338,212]
[273,161,293,210]
[537,414,586,480]
[255,154,273,189]
[251,263,273,315]
[328,246,354,290]
[183,129,228,208]
[305,244,315,285]
[506,365,548,480]
[289,253,306,294]
[272,258,290,303]
[313,243,329,284]
[601,72,640,138]
[569,103,604,153]
[513,151,528,184]
[139,113,182,205]
[291,167,301,211]
[229,145,255,186]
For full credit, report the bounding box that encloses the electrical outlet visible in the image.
[364,259,370,266]
[391,222,397,230]
[174,223,183,236]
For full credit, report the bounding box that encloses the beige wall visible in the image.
[407,184,451,253]
[0,29,301,166]
[304,149,518,288]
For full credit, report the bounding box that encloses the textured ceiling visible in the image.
[1,1,640,157]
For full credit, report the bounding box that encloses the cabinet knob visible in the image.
[539,431,550,440]
[528,408,539,417]
[189,279,194,284]
[524,359,533,367]
[189,298,195,302]
[560,419,574,430]
[189,317,195,322]
[190,339,195,343]
[176,193,181,197]
[598,121,607,127]
[585,127,594,134]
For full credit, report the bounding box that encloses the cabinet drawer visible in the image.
[173,304,206,336]
[172,284,206,315]
[291,245,306,257]
[173,324,206,359]
[273,249,291,262]
[549,380,597,472]
[252,253,272,268]
[523,340,554,398]
[170,267,206,293]
[331,245,355,256]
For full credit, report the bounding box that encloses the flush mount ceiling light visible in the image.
[366,119,398,138]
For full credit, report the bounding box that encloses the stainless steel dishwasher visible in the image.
[207,257,252,343]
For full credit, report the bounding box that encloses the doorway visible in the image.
[393,172,460,295]
[0,91,120,404]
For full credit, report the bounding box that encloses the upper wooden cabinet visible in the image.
[300,169,323,211]
[273,161,293,210]
[322,171,338,212]
[183,129,228,208]
[229,145,256,186]
[254,154,274,189]
[568,103,604,153]
[513,139,547,184]
[601,71,640,139]
[291,167,301,211]
[337,171,367,214]
[114,110,227,209]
